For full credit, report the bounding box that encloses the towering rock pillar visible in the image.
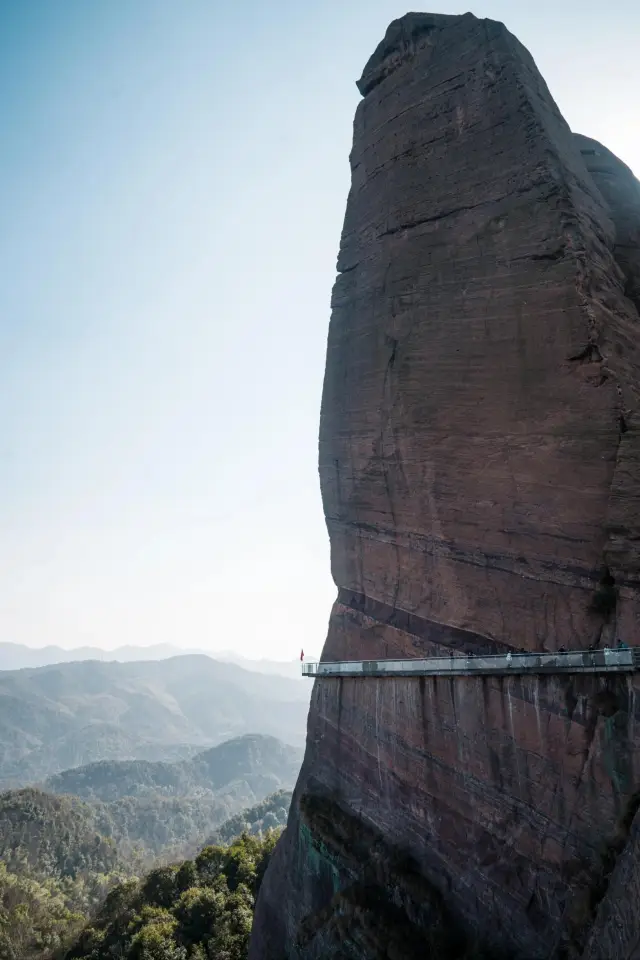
[251,12,640,960]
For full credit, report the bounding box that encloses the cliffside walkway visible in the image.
[301,648,640,678]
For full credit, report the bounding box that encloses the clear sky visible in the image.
[1,1,638,659]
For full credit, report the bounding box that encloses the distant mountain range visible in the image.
[0,641,307,679]
[0,736,299,866]
[0,655,310,786]
[42,733,301,859]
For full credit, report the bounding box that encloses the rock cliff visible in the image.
[250,12,640,960]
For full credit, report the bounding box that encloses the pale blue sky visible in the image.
[1,1,638,658]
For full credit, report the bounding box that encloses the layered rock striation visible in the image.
[250,12,640,960]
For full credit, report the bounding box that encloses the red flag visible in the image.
[300,649,304,662]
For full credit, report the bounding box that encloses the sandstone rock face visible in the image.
[250,12,640,960]
[575,134,640,316]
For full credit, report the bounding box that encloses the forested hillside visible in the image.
[207,790,291,847]
[0,789,121,878]
[43,735,300,860]
[0,737,297,868]
[0,789,131,959]
[65,832,279,960]
[46,735,301,803]
[0,656,309,785]
[0,785,283,960]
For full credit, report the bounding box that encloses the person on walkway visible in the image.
[300,649,304,662]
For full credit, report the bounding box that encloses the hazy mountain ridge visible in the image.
[0,641,306,679]
[2,735,300,866]
[0,655,310,786]
[45,735,302,804]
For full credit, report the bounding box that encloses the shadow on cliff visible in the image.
[296,783,508,960]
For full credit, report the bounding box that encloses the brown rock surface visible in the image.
[250,11,640,960]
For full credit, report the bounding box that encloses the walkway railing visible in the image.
[301,648,639,678]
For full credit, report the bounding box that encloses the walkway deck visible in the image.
[301,648,640,678]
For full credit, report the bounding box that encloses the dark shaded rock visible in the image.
[251,11,640,960]
[574,134,640,313]
[357,12,465,96]
[581,796,640,959]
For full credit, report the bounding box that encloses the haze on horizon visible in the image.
[1,1,638,659]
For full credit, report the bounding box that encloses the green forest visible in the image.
[65,832,278,960]
[0,787,288,959]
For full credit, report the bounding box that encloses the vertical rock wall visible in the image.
[250,12,640,960]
